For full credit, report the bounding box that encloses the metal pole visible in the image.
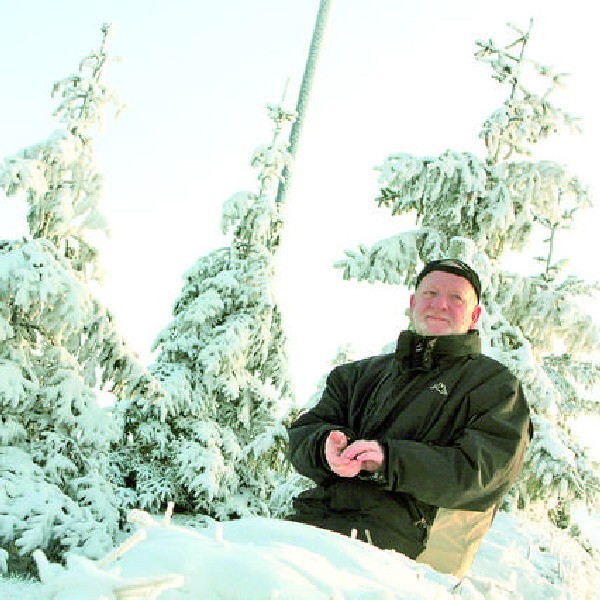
[276,0,333,205]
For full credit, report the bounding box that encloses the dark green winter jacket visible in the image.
[287,330,531,558]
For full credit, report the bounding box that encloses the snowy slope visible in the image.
[1,510,597,599]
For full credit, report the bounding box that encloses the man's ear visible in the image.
[470,304,482,328]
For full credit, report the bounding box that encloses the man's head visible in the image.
[410,259,482,336]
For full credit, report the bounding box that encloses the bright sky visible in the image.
[0,0,598,404]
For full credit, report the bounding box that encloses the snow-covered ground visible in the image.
[1,509,597,599]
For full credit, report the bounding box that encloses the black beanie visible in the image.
[415,259,481,302]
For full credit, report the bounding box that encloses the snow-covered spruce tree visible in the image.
[116,104,298,520]
[0,240,121,574]
[0,25,161,573]
[335,21,599,529]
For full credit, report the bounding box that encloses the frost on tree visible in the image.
[0,25,160,573]
[336,21,599,528]
[116,104,298,520]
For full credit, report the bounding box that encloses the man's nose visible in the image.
[431,294,449,309]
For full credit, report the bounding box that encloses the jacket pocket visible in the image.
[404,497,435,543]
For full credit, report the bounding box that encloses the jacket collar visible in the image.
[395,329,481,371]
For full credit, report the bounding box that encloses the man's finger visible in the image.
[331,462,362,478]
[350,450,381,463]
[328,430,347,448]
[342,440,380,460]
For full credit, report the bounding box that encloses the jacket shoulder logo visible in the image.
[430,382,448,396]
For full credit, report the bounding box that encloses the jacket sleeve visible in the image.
[381,369,531,510]
[287,365,357,485]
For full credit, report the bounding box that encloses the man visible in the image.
[287,258,531,567]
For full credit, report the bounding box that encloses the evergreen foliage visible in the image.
[335,21,599,528]
[0,25,159,573]
[116,104,299,520]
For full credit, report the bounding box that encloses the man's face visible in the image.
[409,270,481,336]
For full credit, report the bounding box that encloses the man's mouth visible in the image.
[426,315,450,325]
